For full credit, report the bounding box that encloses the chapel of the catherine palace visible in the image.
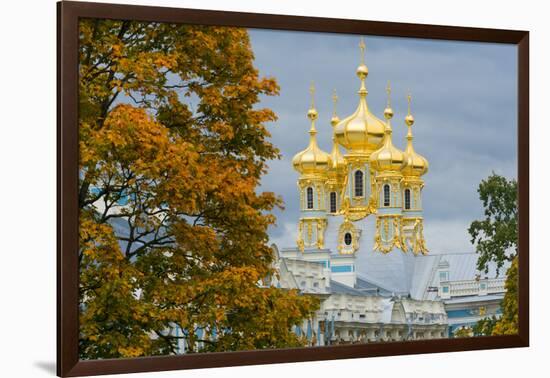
[268,38,508,345]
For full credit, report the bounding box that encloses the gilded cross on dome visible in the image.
[309,81,315,108]
[405,91,415,128]
[332,89,338,115]
[359,37,366,64]
[384,81,394,120]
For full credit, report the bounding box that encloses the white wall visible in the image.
[1,0,546,377]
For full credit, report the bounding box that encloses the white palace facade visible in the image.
[268,38,508,345]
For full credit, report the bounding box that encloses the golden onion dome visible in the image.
[334,38,385,154]
[402,94,428,177]
[369,83,405,172]
[329,90,346,172]
[292,84,331,175]
[329,137,345,172]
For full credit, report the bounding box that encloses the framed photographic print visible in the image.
[57,1,529,376]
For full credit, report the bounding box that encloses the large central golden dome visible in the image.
[334,41,385,155]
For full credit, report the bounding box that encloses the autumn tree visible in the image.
[78,19,318,359]
[468,173,518,336]
[454,327,473,338]
[472,316,498,336]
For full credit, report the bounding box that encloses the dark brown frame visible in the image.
[57,1,529,376]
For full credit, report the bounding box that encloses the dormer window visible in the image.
[354,170,364,197]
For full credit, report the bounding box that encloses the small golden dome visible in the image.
[330,115,340,126]
[293,84,331,175]
[402,137,428,177]
[369,124,405,173]
[402,94,428,177]
[292,126,331,175]
[370,84,404,172]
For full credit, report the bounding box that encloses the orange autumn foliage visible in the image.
[78,19,318,359]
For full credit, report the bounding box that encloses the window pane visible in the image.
[354,171,363,197]
[344,232,352,245]
[384,185,390,206]
[306,187,313,209]
[330,192,337,213]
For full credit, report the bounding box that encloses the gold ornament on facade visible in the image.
[373,215,407,253]
[411,219,428,254]
[297,221,305,252]
[392,217,406,251]
[401,217,429,255]
[297,218,328,251]
[338,219,360,254]
[316,219,328,249]
[343,195,377,221]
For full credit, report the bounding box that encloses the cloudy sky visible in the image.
[248,28,517,254]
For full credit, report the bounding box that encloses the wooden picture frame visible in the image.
[57,1,529,376]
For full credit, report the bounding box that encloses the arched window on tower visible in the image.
[306,187,314,209]
[344,232,352,246]
[354,170,364,197]
[404,188,411,210]
[383,184,391,207]
[330,192,337,213]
